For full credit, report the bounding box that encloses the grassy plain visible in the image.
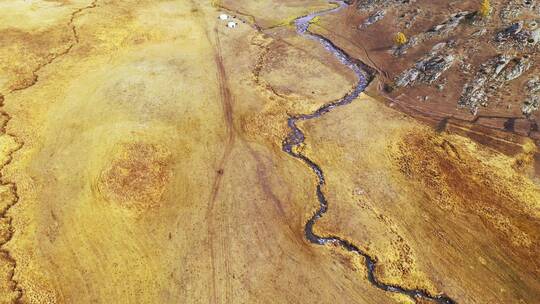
[0,0,538,303]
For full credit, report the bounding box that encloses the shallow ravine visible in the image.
[282,1,456,303]
[0,2,100,302]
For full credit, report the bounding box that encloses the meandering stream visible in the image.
[282,1,456,303]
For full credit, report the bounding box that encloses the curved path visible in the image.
[282,1,456,303]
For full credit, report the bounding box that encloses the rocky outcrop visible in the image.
[459,55,533,114]
[346,0,539,142]
[495,22,529,42]
[530,28,540,44]
[395,43,455,87]
[359,10,385,28]
[505,57,531,81]
[459,55,509,114]
[357,0,405,11]
[522,77,540,117]
[522,96,540,117]
[393,11,470,56]
[500,0,538,23]
[426,12,472,37]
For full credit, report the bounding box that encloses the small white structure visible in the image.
[219,13,229,20]
[227,21,237,28]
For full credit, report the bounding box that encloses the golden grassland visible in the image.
[0,0,538,303]
[301,94,540,303]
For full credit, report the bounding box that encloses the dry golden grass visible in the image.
[0,0,400,303]
[301,94,540,303]
[0,0,538,303]
[393,32,408,46]
[479,0,491,18]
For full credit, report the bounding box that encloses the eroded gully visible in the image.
[282,1,456,303]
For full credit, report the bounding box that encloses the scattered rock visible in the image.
[357,0,408,11]
[394,11,470,56]
[437,83,445,91]
[417,54,455,84]
[392,36,419,56]
[527,77,540,94]
[504,57,531,81]
[459,54,533,114]
[529,28,540,44]
[528,20,538,30]
[396,43,455,87]
[494,55,512,75]
[459,55,512,114]
[460,61,473,75]
[500,1,532,22]
[495,22,527,42]
[360,10,385,28]
[522,95,539,117]
[426,12,471,37]
[496,22,523,40]
[396,68,420,87]
[522,77,540,117]
[472,28,487,37]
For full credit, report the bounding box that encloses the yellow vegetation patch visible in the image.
[394,32,408,46]
[479,0,491,17]
[392,130,540,244]
[299,94,540,302]
[96,142,173,211]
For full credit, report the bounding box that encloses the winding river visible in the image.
[282,1,456,303]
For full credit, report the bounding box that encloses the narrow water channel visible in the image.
[282,1,457,303]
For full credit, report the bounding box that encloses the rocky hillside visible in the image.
[312,0,539,160]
